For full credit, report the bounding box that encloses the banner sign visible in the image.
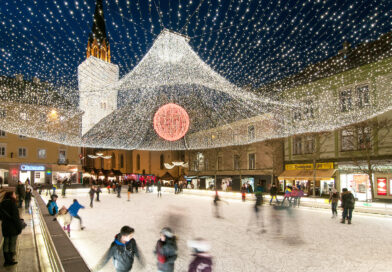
[377,178,387,196]
[285,162,334,170]
[20,165,45,171]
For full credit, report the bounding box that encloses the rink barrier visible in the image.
[33,191,90,272]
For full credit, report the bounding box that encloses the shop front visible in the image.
[278,163,336,196]
[19,164,46,185]
[52,164,81,184]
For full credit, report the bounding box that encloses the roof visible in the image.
[88,0,108,46]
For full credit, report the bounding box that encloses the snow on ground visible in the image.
[42,191,392,272]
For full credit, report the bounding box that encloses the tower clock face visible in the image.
[153,103,190,141]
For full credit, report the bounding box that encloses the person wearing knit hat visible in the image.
[187,238,213,272]
[155,227,177,272]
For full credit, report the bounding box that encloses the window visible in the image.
[248,125,255,140]
[304,100,315,119]
[217,157,223,170]
[340,89,352,112]
[358,126,372,150]
[0,144,6,157]
[293,137,302,155]
[304,135,315,154]
[197,153,204,171]
[160,154,164,170]
[234,155,240,170]
[59,149,66,163]
[192,161,198,171]
[0,109,6,118]
[37,149,46,159]
[18,147,27,158]
[120,154,124,168]
[248,153,256,170]
[341,128,355,151]
[136,154,140,170]
[356,85,370,108]
[0,130,5,137]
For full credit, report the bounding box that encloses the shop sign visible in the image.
[20,165,45,171]
[285,162,334,170]
[377,178,387,196]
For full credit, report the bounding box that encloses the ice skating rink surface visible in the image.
[42,191,392,272]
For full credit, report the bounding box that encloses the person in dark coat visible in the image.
[47,194,59,216]
[329,188,340,218]
[96,186,102,202]
[155,227,178,272]
[269,183,279,204]
[93,226,144,272]
[0,192,23,266]
[187,238,213,272]
[24,188,32,211]
[16,181,26,208]
[89,186,96,208]
[341,188,355,224]
[157,180,162,198]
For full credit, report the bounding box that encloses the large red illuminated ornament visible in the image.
[153,103,190,141]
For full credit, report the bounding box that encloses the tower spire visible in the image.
[86,0,111,62]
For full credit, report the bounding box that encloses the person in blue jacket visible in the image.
[68,199,85,230]
[47,194,58,216]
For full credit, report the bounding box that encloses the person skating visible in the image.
[127,183,132,201]
[24,187,32,212]
[157,179,162,198]
[89,186,96,208]
[16,180,25,208]
[187,238,213,272]
[281,186,292,206]
[341,188,355,224]
[329,188,339,218]
[68,199,85,230]
[155,227,178,272]
[47,194,59,216]
[61,179,67,197]
[0,192,24,267]
[240,184,247,202]
[57,206,72,237]
[96,186,102,202]
[117,182,122,198]
[93,226,144,272]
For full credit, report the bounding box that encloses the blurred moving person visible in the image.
[24,187,32,212]
[157,179,162,198]
[89,186,96,208]
[57,206,72,237]
[341,188,355,224]
[187,238,213,272]
[269,183,279,205]
[68,199,85,230]
[329,188,339,218]
[128,183,132,201]
[155,227,178,272]
[16,181,25,208]
[96,186,102,202]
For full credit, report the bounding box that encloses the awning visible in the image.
[278,169,336,181]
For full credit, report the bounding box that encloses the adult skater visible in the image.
[187,238,213,272]
[89,186,95,208]
[341,188,355,224]
[329,188,339,218]
[24,187,32,211]
[61,179,67,197]
[16,181,25,208]
[47,194,59,216]
[212,191,227,218]
[93,226,144,272]
[155,227,178,272]
[269,183,279,205]
[68,199,85,230]
[96,186,102,202]
[127,183,132,201]
[281,186,292,206]
[157,179,162,198]
[117,182,122,198]
[240,184,247,202]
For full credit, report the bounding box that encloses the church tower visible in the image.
[78,0,119,135]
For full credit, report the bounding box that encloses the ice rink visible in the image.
[42,190,392,272]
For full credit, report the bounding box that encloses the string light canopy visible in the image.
[0,0,391,150]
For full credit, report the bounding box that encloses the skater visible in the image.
[127,183,132,201]
[24,188,32,211]
[157,179,162,198]
[61,179,67,197]
[248,185,266,233]
[93,226,144,272]
[89,186,95,208]
[117,182,122,198]
[16,181,25,208]
[297,186,304,207]
[341,188,355,224]
[57,206,72,237]
[174,181,178,194]
[329,188,339,218]
[187,238,213,272]
[269,183,279,204]
[241,184,247,202]
[0,192,24,267]
[155,227,178,272]
[52,184,57,196]
[47,194,59,216]
[68,199,85,230]
[96,186,102,202]
[38,183,43,195]
[281,186,292,206]
[213,191,227,219]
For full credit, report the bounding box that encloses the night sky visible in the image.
[0,0,391,89]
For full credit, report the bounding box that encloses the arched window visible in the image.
[93,47,98,57]
[120,154,124,168]
[136,154,140,170]
[111,153,116,169]
[160,154,164,170]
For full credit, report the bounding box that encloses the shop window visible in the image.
[0,144,6,157]
[293,137,302,155]
[160,154,164,170]
[120,154,124,168]
[340,89,352,112]
[59,150,67,163]
[341,128,355,151]
[248,125,255,140]
[357,126,372,150]
[248,153,256,170]
[111,153,116,168]
[0,130,5,137]
[18,147,27,158]
[303,135,314,154]
[37,149,46,159]
[234,155,240,170]
[217,157,223,170]
[356,85,370,108]
[136,154,140,170]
